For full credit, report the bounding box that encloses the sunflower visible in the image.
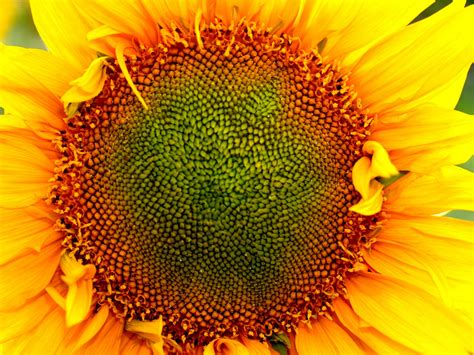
[1,0,473,353]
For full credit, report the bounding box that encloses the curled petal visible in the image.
[60,254,96,327]
[350,141,397,215]
[62,56,109,115]
[204,338,250,355]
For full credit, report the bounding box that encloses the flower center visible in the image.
[51,21,378,345]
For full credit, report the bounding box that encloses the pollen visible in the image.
[50,20,379,346]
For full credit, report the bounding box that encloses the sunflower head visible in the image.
[49,19,382,345]
[1,0,473,354]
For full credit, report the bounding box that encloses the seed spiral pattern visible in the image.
[50,22,378,346]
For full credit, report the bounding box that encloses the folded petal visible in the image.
[60,254,96,327]
[125,316,173,354]
[350,141,398,215]
[62,56,109,106]
[204,338,250,355]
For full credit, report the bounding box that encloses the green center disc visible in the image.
[108,47,324,307]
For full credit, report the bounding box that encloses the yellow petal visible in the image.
[372,106,474,173]
[120,331,153,355]
[0,45,76,97]
[49,306,115,353]
[380,214,474,248]
[364,239,474,324]
[240,337,272,355]
[72,0,159,50]
[385,166,474,215]
[29,299,115,354]
[0,113,28,129]
[30,0,97,72]
[0,0,15,39]
[385,137,474,175]
[59,254,96,327]
[294,0,400,57]
[296,1,365,53]
[45,286,66,311]
[319,0,433,62]
[3,306,67,354]
[374,215,474,319]
[242,0,306,35]
[160,0,305,37]
[351,5,474,114]
[0,202,58,265]
[0,45,76,132]
[86,25,124,57]
[66,281,94,327]
[76,315,124,354]
[364,242,452,306]
[73,306,110,349]
[427,63,470,110]
[295,317,364,355]
[347,272,472,353]
[0,292,57,343]
[115,42,148,110]
[333,298,416,354]
[0,240,62,311]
